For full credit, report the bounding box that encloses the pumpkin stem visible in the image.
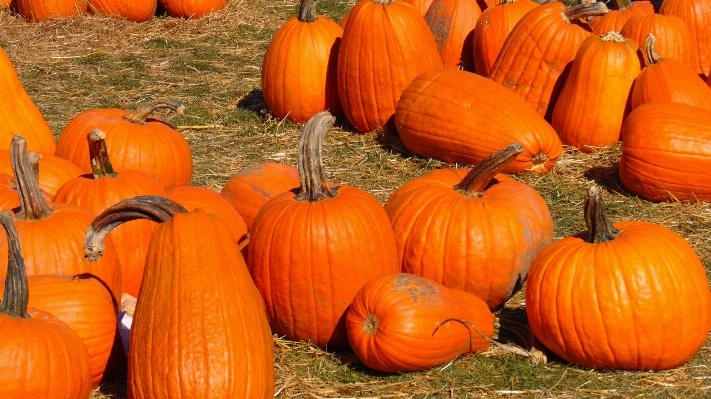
[0,212,30,319]
[454,143,524,197]
[295,111,337,202]
[372,0,395,4]
[562,2,608,22]
[298,0,318,22]
[600,31,627,43]
[11,136,53,220]
[362,314,380,335]
[122,100,185,125]
[584,185,619,244]
[28,152,41,182]
[84,196,188,263]
[89,129,117,179]
[615,0,633,11]
[643,34,663,66]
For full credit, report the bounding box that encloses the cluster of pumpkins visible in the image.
[1,0,226,22]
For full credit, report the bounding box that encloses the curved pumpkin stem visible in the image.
[455,143,524,198]
[0,211,29,319]
[563,2,608,22]
[11,135,53,220]
[295,111,337,202]
[643,34,663,66]
[122,100,185,125]
[84,196,188,263]
[89,129,117,179]
[584,185,619,244]
[615,0,633,11]
[298,0,318,22]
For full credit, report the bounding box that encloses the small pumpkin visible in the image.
[158,0,225,18]
[424,0,481,71]
[16,0,88,21]
[88,0,157,22]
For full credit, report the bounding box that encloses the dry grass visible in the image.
[2,1,710,398]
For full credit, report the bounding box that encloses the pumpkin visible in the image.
[551,32,640,152]
[0,155,53,211]
[84,196,275,398]
[619,102,711,202]
[395,69,563,174]
[385,143,553,309]
[88,0,157,22]
[0,150,83,197]
[16,0,87,21]
[620,14,696,71]
[158,0,225,18]
[53,129,166,298]
[0,136,123,303]
[488,2,608,118]
[0,46,56,155]
[220,162,300,231]
[660,0,711,77]
[472,0,538,77]
[262,0,343,124]
[588,0,653,34]
[337,0,443,133]
[0,274,117,387]
[403,0,434,15]
[0,211,93,399]
[631,34,711,111]
[56,100,192,190]
[347,273,495,373]
[526,185,711,370]
[424,0,481,71]
[248,112,400,350]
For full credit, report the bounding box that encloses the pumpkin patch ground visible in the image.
[1,0,711,397]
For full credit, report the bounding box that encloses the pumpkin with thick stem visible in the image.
[660,0,711,78]
[84,196,275,398]
[395,69,562,174]
[248,112,400,350]
[56,100,192,189]
[347,273,495,373]
[588,0,653,34]
[527,185,711,370]
[54,129,166,298]
[158,0,225,18]
[0,155,53,210]
[385,143,553,310]
[424,0,481,71]
[88,0,157,22]
[0,151,83,197]
[620,14,696,72]
[488,2,608,118]
[0,211,92,399]
[16,0,88,21]
[632,35,711,111]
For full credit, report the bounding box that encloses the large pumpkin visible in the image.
[85,196,275,398]
[158,0,225,18]
[395,69,563,174]
[424,0,481,71]
[660,0,711,77]
[88,0,157,22]
[16,0,87,21]
[526,185,711,370]
[620,13,697,71]
[56,100,192,190]
[588,0,653,34]
[248,112,400,350]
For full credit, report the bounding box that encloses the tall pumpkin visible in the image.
[85,196,275,398]
[0,47,56,155]
[527,185,711,370]
[88,0,157,22]
[660,0,711,77]
[551,32,641,152]
[158,0,225,18]
[16,0,87,21]
[385,144,554,309]
[424,0,481,71]
[337,0,443,133]
[262,0,343,124]
[248,112,400,350]
[620,13,697,71]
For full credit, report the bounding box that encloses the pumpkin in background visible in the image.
[53,129,166,298]
[0,155,53,210]
[424,0,481,71]
[337,0,443,133]
[262,0,343,124]
[588,0,653,34]
[85,196,275,398]
[220,162,299,232]
[660,0,711,77]
[0,151,83,197]
[88,0,157,22]
[472,0,538,77]
[631,35,711,111]
[619,102,711,202]
[0,136,123,303]
[0,211,93,399]
[347,273,495,373]
[527,185,711,370]
[385,144,553,309]
[620,14,697,71]
[16,0,87,21]
[395,69,562,174]
[488,1,608,118]
[56,100,192,190]
[403,0,434,15]
[158,0,225,18]
[551,32,640,152]
[0,274,117,387]
[0,47,56,155]
[248,112,400,350]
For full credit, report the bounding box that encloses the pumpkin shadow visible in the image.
[583,162,629,196]
[237,89,269,115]
[372,124,413,158]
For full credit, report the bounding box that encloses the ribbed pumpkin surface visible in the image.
[88,0,157,22]
[660,0,711,77]
[17,0,88,21]
[158,0,226,18]
[620,14,697,72]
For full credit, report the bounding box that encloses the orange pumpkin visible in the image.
[660,0,711,77]
[402,0,434,15]
[158,0,225,18]
[16,0,87,21]
[527,185,711,370]
[424,0,481,71]
[588,0,653,34]
[88,0,157,22]
[620,14,697,71]
[0,151,83,197]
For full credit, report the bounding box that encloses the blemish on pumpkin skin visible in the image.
[392,274,438,306]
[251,183,272,198]
[425,2,452,52]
